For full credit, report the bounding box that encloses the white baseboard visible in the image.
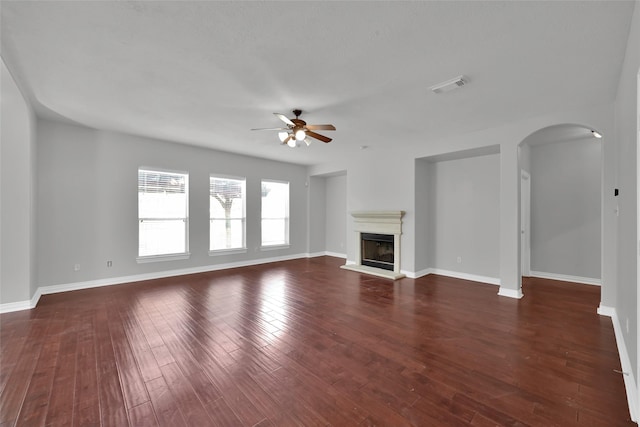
[323,251,347,259]
[0,298,35,313]
[403,267,500,284]
[0,252,315,314]
[303,251,346,259]
[428,268,501,286]
[529,270,601,286]
[306,251,327,258]
[604,307,638,422]
[0,288,43,313]
[597,304,616,317]
[405,268,430,279]
[497,287,524,299]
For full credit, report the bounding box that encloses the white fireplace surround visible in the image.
[340,211,406,280]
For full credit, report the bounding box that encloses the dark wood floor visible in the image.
[0,256,632,426]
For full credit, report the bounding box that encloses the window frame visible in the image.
[136,167,190,263]
[209,174,247,255]
[260,179,290,249]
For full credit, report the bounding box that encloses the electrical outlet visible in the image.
[107,261,112,267]
[74,264,80,271]
[457,256,462,264]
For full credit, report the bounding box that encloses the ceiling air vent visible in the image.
[430,76,467,93]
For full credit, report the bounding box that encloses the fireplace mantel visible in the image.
[351,211,404,235]
[341,211,406,280]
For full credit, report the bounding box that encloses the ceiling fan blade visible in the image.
[307,131,332,143]
[305,124,336,131]
[251,127,289,131]
[274,113,294,126]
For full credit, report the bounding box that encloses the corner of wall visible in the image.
[497,287,524,299]
[1,55,37,307]
[603,307,638,422]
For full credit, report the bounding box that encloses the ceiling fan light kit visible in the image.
[252,109,336,148]
[294,129,306,141]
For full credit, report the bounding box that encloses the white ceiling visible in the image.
[1,1,634,166]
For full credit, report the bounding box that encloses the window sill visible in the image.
[260,244,290,251]
[209,248,248,257]
[137,252,191,264]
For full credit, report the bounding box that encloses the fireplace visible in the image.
[340,211,405,280]
[361,233,394,271]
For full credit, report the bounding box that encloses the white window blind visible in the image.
[138,168,189,258]
[210,175,246,251]
[261,180,289,246]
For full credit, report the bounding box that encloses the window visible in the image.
[261,180,289,247]
[138,168,189,259]
[210,175,246,252]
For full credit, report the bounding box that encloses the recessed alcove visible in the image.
[414,146,501,282]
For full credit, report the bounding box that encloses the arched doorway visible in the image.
[518,124,603,286]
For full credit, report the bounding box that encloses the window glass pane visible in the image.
[138,169,188,257]
[261,219,286,246]
[261,180,289,246]
[139,220,186,256]
[210,176,245,250]
[210,219,244,250]
[139,192,186,219]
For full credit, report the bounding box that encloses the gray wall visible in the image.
[1,57,36,305]
[426,153,500,279]
[519,143,531,174]
[36,119,309,288]
[414,159,431,274]
[613,0,639,387]
[529,138,601,280]
[324,173,347,257]
[307,176,326,255]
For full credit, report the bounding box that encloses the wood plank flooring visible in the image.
[0,256,633,426]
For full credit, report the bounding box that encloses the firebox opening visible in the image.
[361,233,394,271]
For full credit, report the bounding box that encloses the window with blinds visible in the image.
[210,175,246,251]
[261,180,289,247]
[138,168,189,258]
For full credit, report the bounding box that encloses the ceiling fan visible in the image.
[252,109,336,148]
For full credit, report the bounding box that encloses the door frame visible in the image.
[521,170,531,277]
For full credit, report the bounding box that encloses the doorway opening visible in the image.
[519,124,602,286]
